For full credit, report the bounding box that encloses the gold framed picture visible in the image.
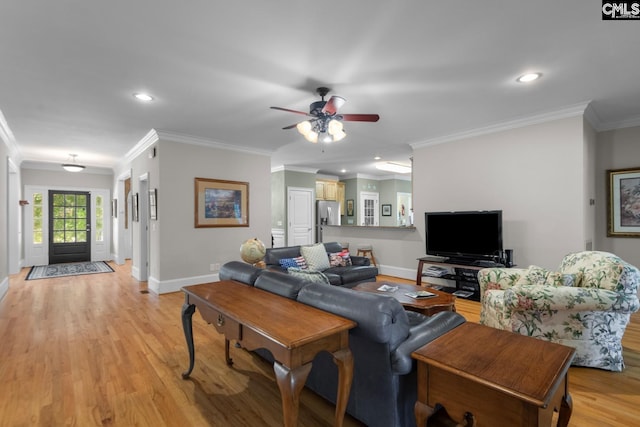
[195,178,249,228]
[607,167,640,237]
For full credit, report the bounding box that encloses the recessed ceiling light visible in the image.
[516,73,542,83]
[374,156,382,160]
[340,169,347,173]
[133,93,154,102]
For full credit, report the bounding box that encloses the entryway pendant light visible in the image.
[62,154,86,172]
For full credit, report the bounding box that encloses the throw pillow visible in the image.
[278,256,308,270]
[300,243,331,271]
[329,250,352,267]
[287,267,331,285]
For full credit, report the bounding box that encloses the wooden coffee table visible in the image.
[352,281,456,316]
[412,322,575,427]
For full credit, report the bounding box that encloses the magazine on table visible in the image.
[405,290,437,299]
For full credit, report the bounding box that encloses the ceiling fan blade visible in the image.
[341,113,380,122]
[322,96,346,115]
[270,106,313,117]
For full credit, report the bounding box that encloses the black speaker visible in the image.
[504,249,514,267]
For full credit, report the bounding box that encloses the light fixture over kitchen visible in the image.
[375,161,412,174]
[62,154,85,172]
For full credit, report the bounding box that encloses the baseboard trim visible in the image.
[149,273,221,295]
[377,265,416,281]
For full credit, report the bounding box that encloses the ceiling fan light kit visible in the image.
[271,87,379,144]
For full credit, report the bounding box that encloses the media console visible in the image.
[416,258,500,302]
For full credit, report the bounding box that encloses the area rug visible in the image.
[26,261,114,280]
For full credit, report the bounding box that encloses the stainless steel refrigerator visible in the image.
[316,200,341,242]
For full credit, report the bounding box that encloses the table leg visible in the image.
[181,302,196,379]
[416,260,425,286]
[224,338,233,366]
[557,381,573,427]
[274,362,312,427]
[332,349,354,427]
[415,401,435,427]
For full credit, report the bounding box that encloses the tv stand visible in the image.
[416,258,487,302]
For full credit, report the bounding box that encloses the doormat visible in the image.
[26,261,114,280]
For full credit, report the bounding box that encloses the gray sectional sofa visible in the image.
[264,241,378,288]
[219,261,465,427]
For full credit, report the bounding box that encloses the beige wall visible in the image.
[326,115,592,277]
[113,135,272,293]
[595,125,640,266]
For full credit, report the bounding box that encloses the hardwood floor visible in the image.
[0,265,638,426]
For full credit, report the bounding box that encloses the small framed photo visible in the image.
[346,199,354,216]
[382,204,392,216]
[195,178,249,227]
[149,189,158,220]
[132,193,139,222]
[608,167,640,237]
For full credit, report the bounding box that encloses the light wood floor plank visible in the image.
[0,265,638,426]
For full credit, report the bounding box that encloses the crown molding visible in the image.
[411,102,590,149]
[271,165,319,174]
[121,129,275,168]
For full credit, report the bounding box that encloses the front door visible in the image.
[48,190,91,264]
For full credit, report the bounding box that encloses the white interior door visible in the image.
[360,191,379,226]
[288,187,314,246]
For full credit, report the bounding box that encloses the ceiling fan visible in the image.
[270,87,380,143]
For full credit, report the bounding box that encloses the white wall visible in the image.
[595,125,640,267]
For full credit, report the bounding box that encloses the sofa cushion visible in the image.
[264,245,302,266]
[300,243,331,271]
[515,265,582,287]
[324,265,378,286]
[287,267,331,285]
[278,256,308,270]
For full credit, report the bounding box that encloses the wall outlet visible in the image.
[210,263,221,272]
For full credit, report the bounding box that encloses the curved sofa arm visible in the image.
[478,268,528,295]
[219,261,262,285]
[504,285,639,313]
[390,311,466,375]
[350,256,371,266]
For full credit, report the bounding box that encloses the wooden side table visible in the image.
[412,322,575,427]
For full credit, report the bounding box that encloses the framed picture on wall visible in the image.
[607,167,640,237]
[194,177,249,227]
[132,193,139,222]
[346,199,354,216]
[382,204,392,216]
[149,189,158,220]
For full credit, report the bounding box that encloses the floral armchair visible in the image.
[478,251,639,371]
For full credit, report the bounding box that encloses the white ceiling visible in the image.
[2,1,639,177]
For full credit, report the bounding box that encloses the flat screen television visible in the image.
[425,210,503,263]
